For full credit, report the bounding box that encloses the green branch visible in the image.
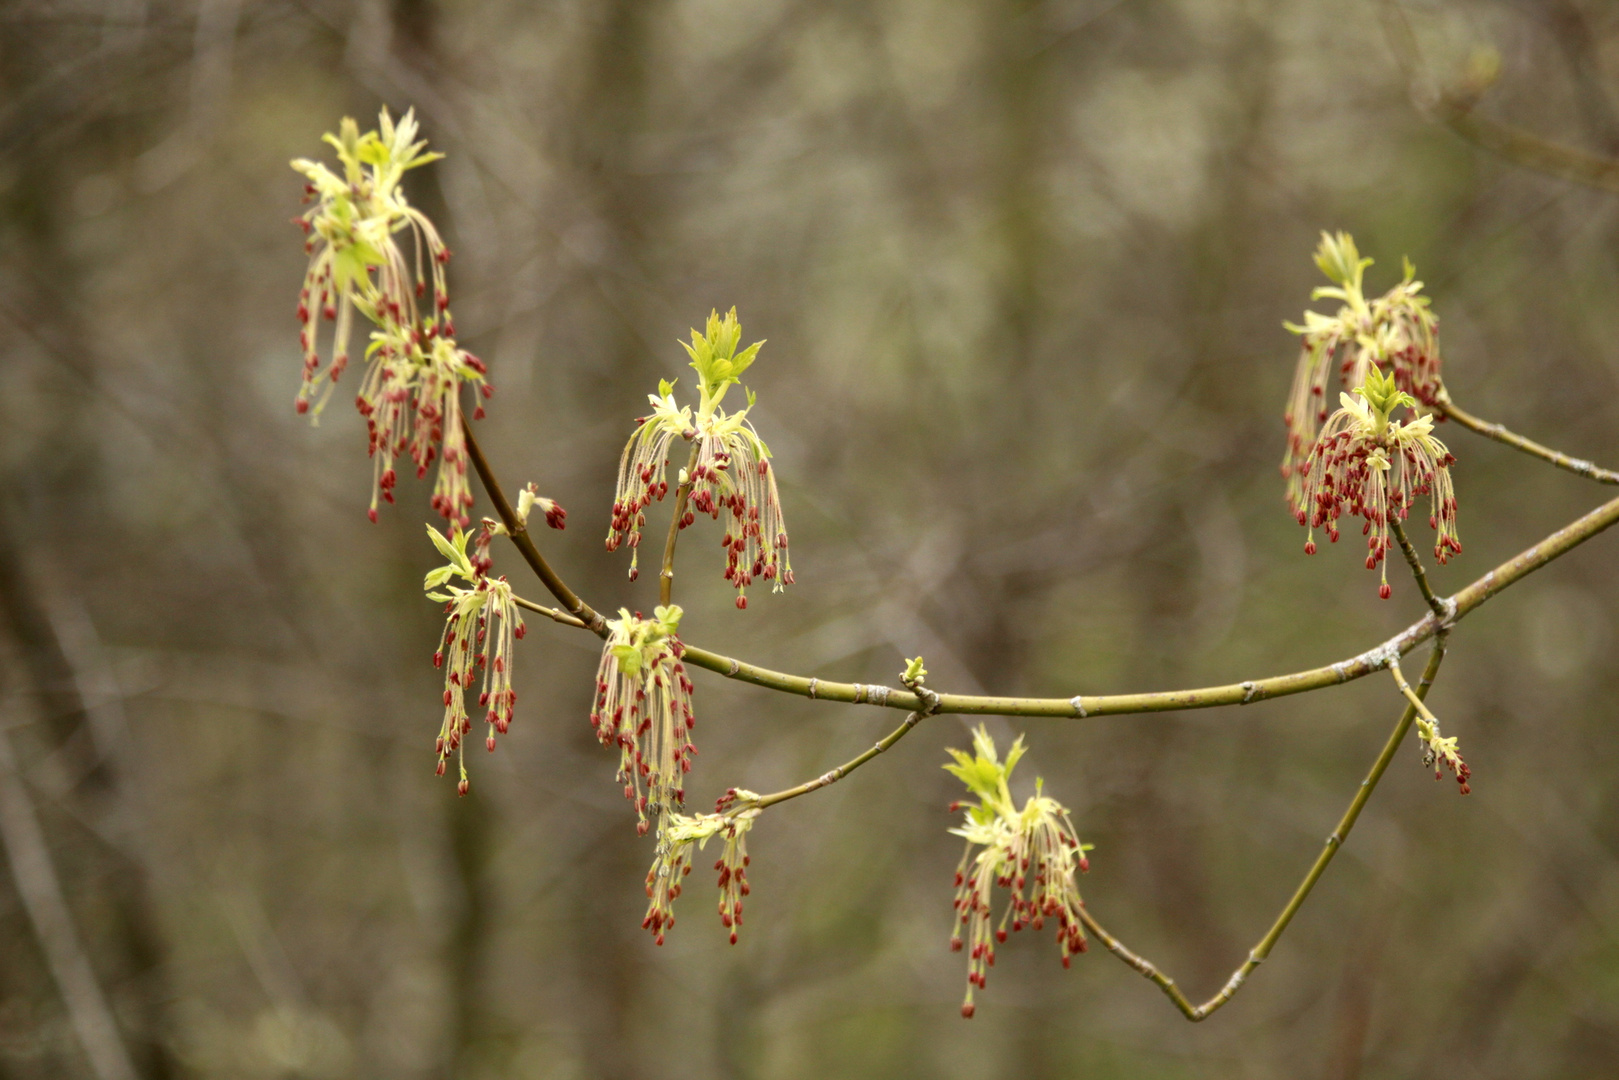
[1079,636,1448,1020]
[473,396,1619,721]
[1390,518,1447,620]
[1439,397,1619,485]
[462,416,608,636]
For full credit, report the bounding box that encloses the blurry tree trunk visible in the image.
[0,508,179,1080]
[0,732,138,1080]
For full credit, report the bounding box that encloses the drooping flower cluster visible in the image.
[590,606,696,833]
[945,725,1092,1019]
[423,526,525,794]
[1294,367,1461,598]
[1415,710,1471,794]
[292,108,492,527]
[606,309,793,608]
[472,483,567,574]
[1283,233,1442,506]
[641,798,758,946]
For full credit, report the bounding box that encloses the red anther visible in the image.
[481,384,494,399]
[735,595,747,609]
[1062,956,1072,969]
[729,932,738,945]
[1379,583,1392,600]
[368,508,378,523]
[435,760,447,776]
[443,689,453,705]
[1304,540,1316,555]
[514,624,526,639]
[961,1004,975,1019]
[486,736,496,752]
[295,398,310,415]
[1078,857,1090,873]
[457,778,469,796]
[637,820,650,836]
[996,929,1007,943]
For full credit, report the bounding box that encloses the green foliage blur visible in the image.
[1,1,1618,1078]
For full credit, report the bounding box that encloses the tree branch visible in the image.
[1078,636,1448,1020]
[461,416,607,636]
[748,681,942,812]
[466,409,1619,720]
[511,594,588,630]
[1379,0,1619,195]
[1390,518,1447,621]
[1439,397,1619,485]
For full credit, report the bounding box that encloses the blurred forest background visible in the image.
[2,0,1619,1077]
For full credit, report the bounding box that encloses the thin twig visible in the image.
[1387,656,1442,732]
[1439,397,1619,485]
[1432,96,1619,195]
[659,442,702,607]
[1078,637,1448,1021]
[0,731,140,1080]
[750,681,942,812]
[512,594,588,629]
[1390,518,1448,621]
[1379,0,1619,196]
[461,416,607,635]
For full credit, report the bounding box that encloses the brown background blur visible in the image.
[2,1,1618,1077]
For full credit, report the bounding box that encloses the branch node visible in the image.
[1240,681,1257,704]
[729,658,741,677]
[806,677,817,699]
[1070,695,1087,718]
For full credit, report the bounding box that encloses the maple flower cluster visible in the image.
[590,606,697,834]
[1416,710,1471,794]
[423,526,525,795]
[606,309,793,608]
[291,107,492,527]
[1292,366,1460,597]
[640,797,758,946]
[1282,232,1442,507]
[945,726,1093,1019]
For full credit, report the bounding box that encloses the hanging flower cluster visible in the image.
[606,309,793,608]
[945,726,1092,1019]
[291,107,492,527]
[423,525,525,795]
[641,799,758,946]
[1293,366,1461,598]
[590,605,697,834]
[1416,710,1471,794]
[1282,232,1441,506]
